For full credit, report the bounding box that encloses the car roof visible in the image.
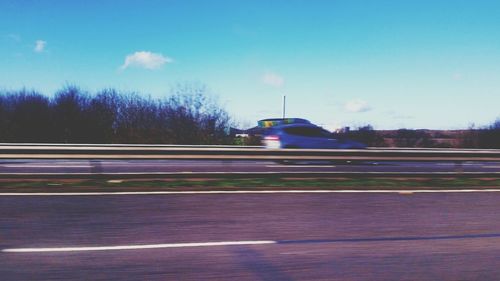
[270,123,321,129]
[257,118,311,128]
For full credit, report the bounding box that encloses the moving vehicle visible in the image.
[262,122,366,149]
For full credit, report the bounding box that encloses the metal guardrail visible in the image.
[0,144,499,179]
[0,144,500,162]
[1,172,500,179]
[0,143,263,148]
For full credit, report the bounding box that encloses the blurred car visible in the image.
[262,123,366,149]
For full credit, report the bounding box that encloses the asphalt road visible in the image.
[1,159,499,175]
[3,191,500,280]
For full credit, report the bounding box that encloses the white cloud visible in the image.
[34,40,46,52]
[262,72,284,87]
[120,51,172,70]
[344,99,371,113]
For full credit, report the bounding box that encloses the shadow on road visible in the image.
[279,233,500,245]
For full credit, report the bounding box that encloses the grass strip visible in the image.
[0,177,499,193]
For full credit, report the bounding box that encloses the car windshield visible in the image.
[284,126,332,138]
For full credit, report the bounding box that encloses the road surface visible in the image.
[2,190,500,280]
[1,159,499,175]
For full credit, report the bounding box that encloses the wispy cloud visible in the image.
[7,34,21,42]
[452,72,463,81]
[386,110,414,120]
[262,72,284,88]
[34,40,46,53]
[344,99,371,113]
[120,51,172,70]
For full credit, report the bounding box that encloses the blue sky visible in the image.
[1,0,499,130]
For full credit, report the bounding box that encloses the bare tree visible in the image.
[0,83,232,144]
[113,93,162,143]
[86,89,120,143]
[51,86,91,143]
[162,83,231,144]
[0,90,51,142]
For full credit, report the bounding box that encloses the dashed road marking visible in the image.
[2,240,276,253]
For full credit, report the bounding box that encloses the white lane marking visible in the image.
[266,165,336,168]
[398,191,414,195]
[1,171,498,176]
[2,165,92,168]
[2,189,500,196]
[437,163,483,166]
[1,164,213,168]
[2,240,276,253]
[0,162,90,165]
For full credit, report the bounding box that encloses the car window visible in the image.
[284,126,331,138]
[264,128,278,135]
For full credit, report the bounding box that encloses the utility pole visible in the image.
[282,95,286,119]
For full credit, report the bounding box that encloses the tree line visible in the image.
[0,84,232,144]
[458,120,500,149]
[343,122,500,149]
[1,84,498,148]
